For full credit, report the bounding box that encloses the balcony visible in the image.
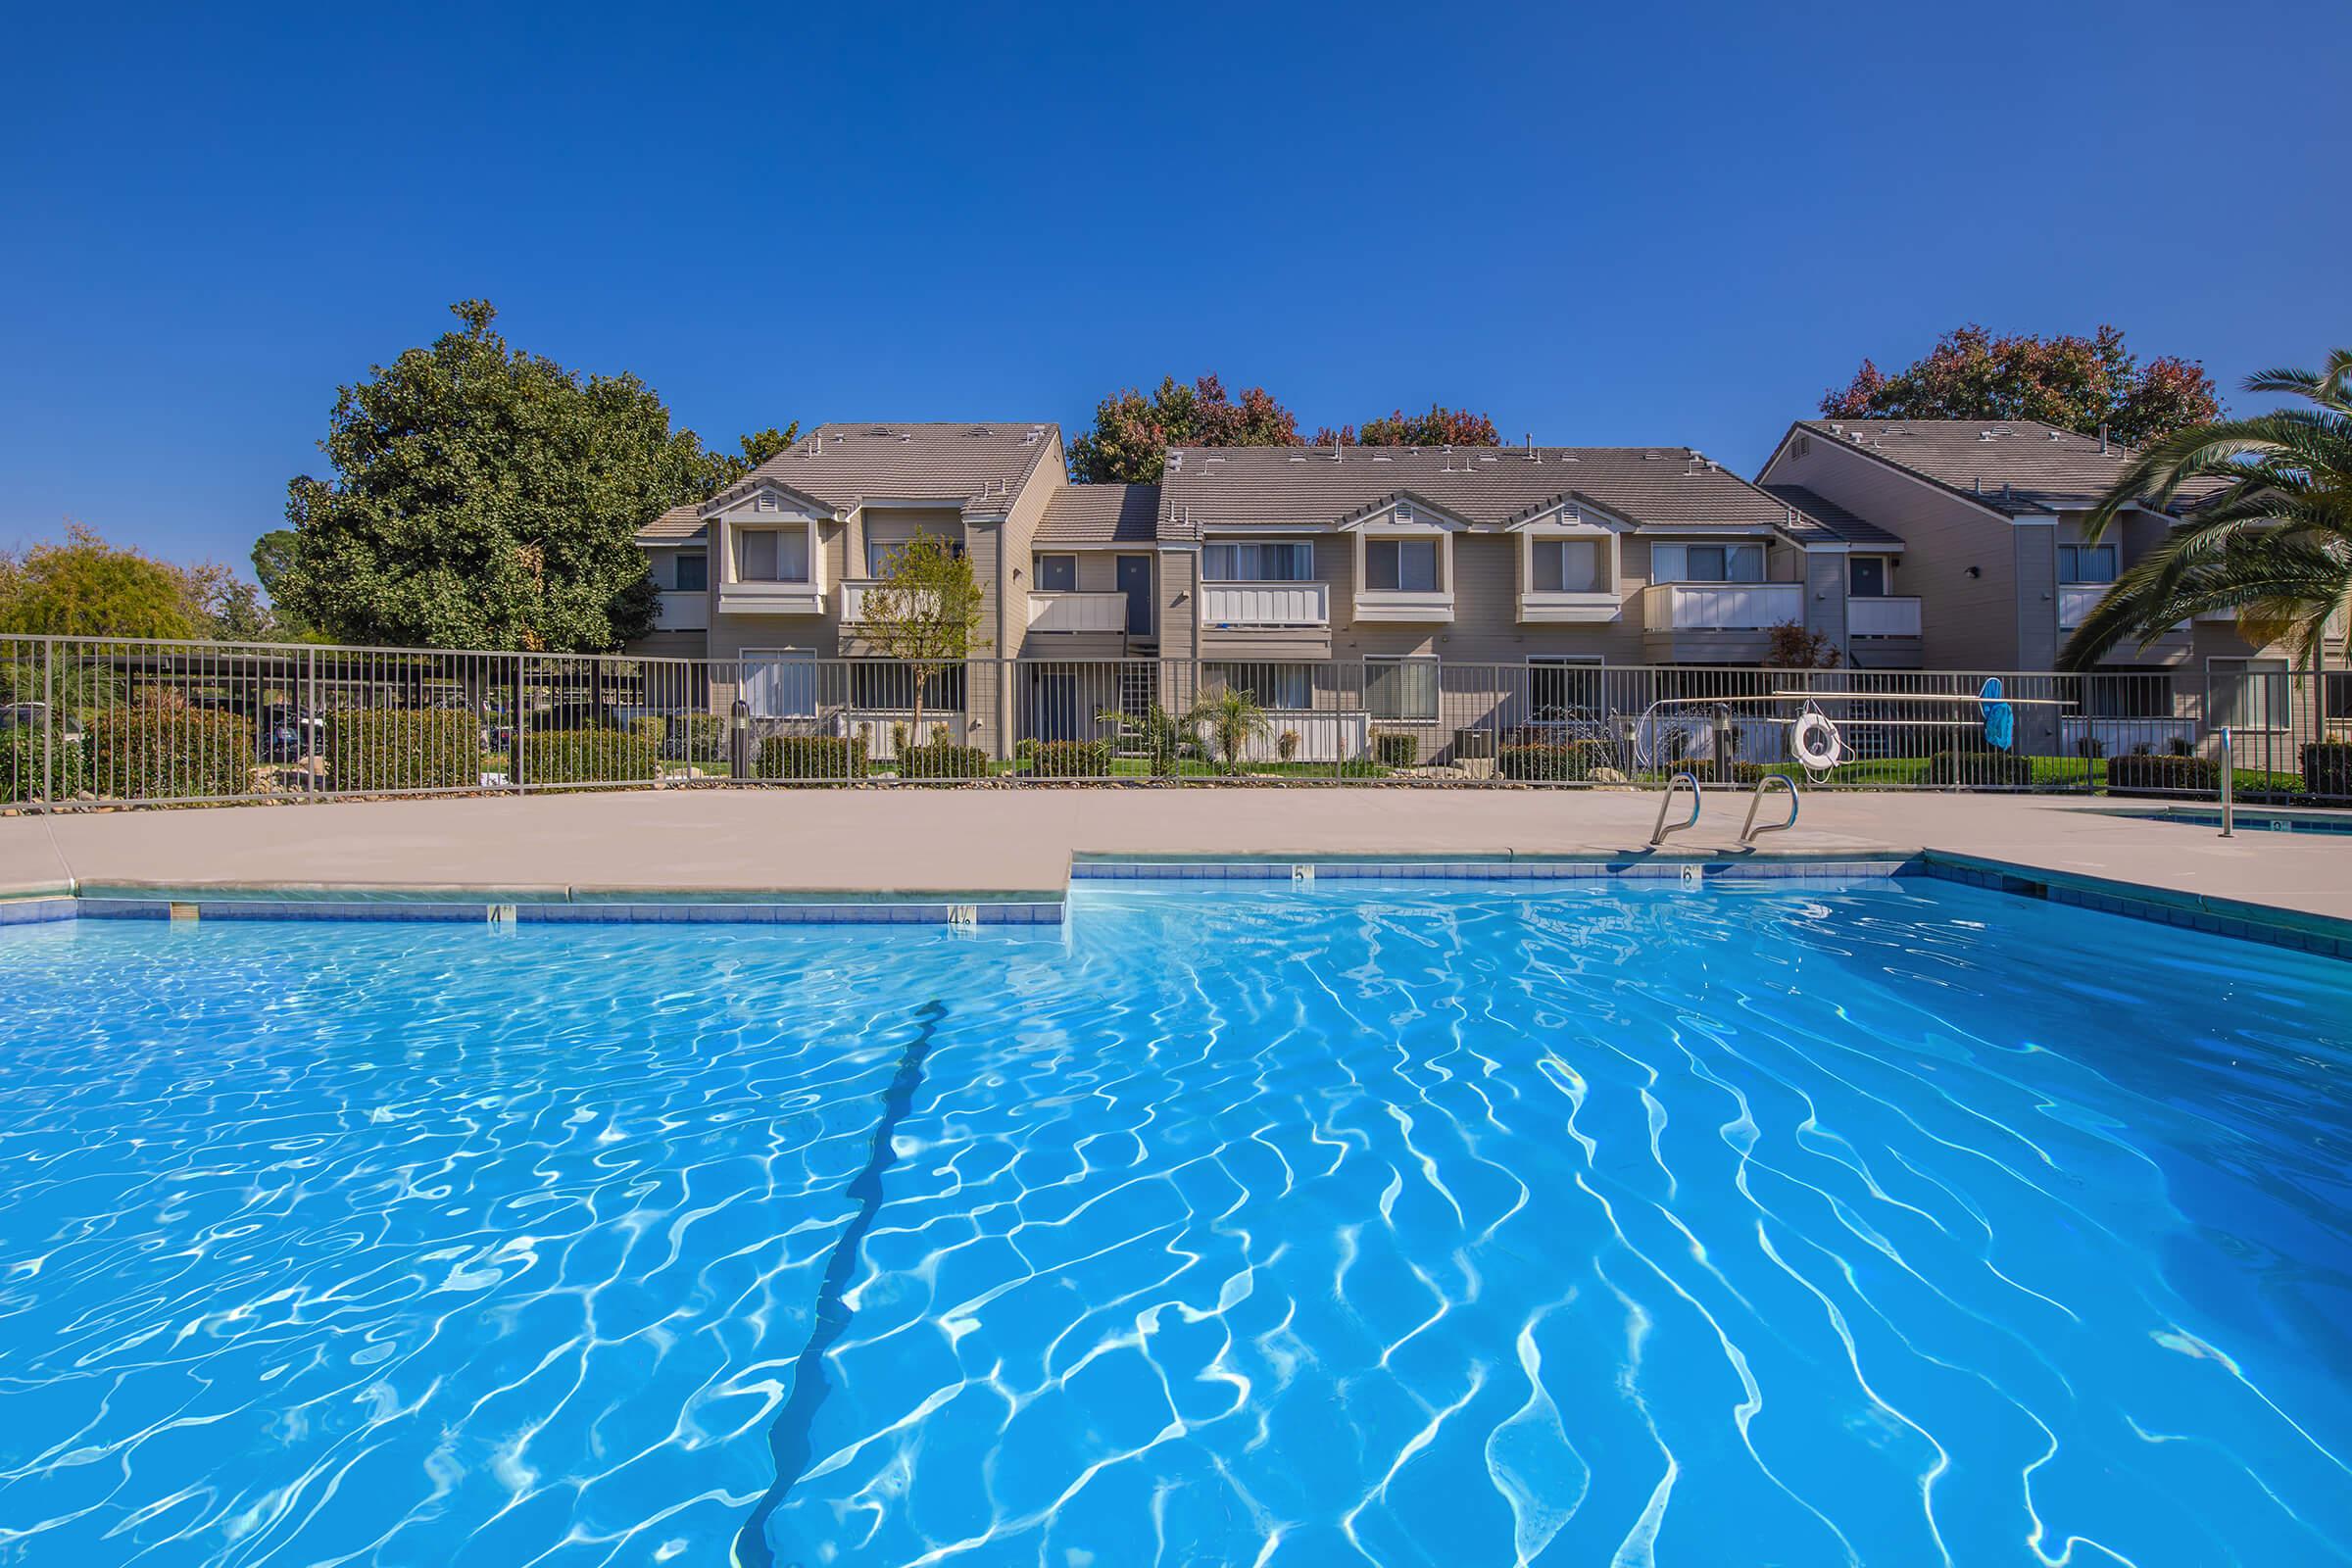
[1351,587,1454,623]
[1642,582,1802,630]
[1026,591,1129,634]
[653,590,708,631]
[1200,581,1330,629]
[1847,596,1921,637]
[839,579,941,623]
[1517,588,1621,624]
[717,578,822,616]
[2060,582,2189,662]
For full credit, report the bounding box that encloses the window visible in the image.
[1203,541,1313,581]
[850,662,965,712]
[1211,662,1311,710]
[736,527,809,583]
[674,554,708,593]
[2083,669,2173,718]
[2328,671,2352,725]
[1366,657,1440,720]
[1532,538,1602,593]
[742,650,817,717]
[1653,542,1763,583]
[2210,658,2288,730]
[2059,543,2119,583]
[1365,538,1440,593]
[1530,656,1604,716]
[1036,555,1077,592]
[866,525,958,577]
[1848,556,1888,598]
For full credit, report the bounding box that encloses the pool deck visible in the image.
[3,789,2350,932]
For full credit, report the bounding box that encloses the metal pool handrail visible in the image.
[2221,725,2234,838]
[1740,773,1799,844]
[1650,771,1702,847]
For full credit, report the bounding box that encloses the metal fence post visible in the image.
[39,635,54,808]
[2220,725,2234,836]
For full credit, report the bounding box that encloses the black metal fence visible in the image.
[3,635,2346,808]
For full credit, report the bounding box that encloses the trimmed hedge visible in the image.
[898,743,991,779]
[2107,754,2219,796]
[85,705,254,800]
[2302,742,2352,801]
[1926,750,2033,788]
[1498,741,1603,781]
[758,735,869,779]
[667,713,725,761]
[1027,739,1112,777]
[1370,730,1421,768]
[327,709,482,792]
[1,725,86,804]
[516,727,661,785]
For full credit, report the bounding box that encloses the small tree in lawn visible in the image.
[1766,621,1841,669]
[859,531,988,758]
[1189,685,1271,774]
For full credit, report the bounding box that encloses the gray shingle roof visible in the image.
[635,423,1060,543]
[1756,483,1904,547]
[1156,445,1825,544]
[1037,483,1160,546]
[1789,418,2221,515]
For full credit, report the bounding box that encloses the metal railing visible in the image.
[2,634,2345,809]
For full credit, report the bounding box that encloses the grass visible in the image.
[1729,755,2307,795]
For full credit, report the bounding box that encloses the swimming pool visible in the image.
[2,877,2347,1565]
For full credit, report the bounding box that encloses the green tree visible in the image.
[698,424,800,491]
[0,523,200,638]
[1312,406,1501,447]
[858,530,989,754]
[1068,375,1301,483]
[1822,324,2221,448]
[2060,350,2352,670]
[281,300,779,652]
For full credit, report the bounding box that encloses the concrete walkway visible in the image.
[4,788,2350,927]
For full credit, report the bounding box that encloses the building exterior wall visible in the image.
[1762,435,2023,668]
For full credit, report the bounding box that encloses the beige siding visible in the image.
[2013,526,2059,671]
[1762,436,2022,667]
[995,438,1064,661]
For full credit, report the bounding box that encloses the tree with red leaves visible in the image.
[1310,405,1502,448]
[1067,375,1301,483]
[1821,325,2220,449]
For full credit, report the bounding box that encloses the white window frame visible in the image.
[741,648,819,718]
[1363,535,1442,593]
[1365,656,1441,721]
[730,521,815,585]
[1517,523,1621,622]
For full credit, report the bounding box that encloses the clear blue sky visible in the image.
[4,0,2346,572]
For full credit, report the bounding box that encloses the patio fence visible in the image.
[3,633,2347,809]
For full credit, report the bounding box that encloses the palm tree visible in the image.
[1187,686,1271,773]
[2060,351,2352,670]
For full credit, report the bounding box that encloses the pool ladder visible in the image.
[1649,771,1702,847]
[1740,774,1799,844]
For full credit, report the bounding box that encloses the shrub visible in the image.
[328,709,482,792]
[2166,736,2196,759]
[1926,749,2033,788]
[516,727,661,785]
[898,742,991,779]
[2107,754,2219,796]
[1,725,87,803]
[1498,742,1603,781]
[1027,739,1112,778]
[2300,743,2352,801]
[630,715,666,747]
[2075,737,2106,760]
[666,712,725,761]
[85,704,255,800]
[758,734,868,779]
[1370,730,1420,768]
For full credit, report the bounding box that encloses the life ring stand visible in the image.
[1790,707,1845,779]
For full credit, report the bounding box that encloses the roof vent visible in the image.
[866,425,892,436]
[1478,455,1498,464]
[1167,451,1184,472]
[966,425,992,436]
[1371,454,1393,462]
[810,435,822,455]
[1205,456,1226,464]
[1396,500,1413,520]
[1287,455,1306,463]
[1979,430,1995,441]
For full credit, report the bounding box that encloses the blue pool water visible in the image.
[2,879,2349,1566]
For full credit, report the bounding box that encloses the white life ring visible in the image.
[1791,711,1844,771]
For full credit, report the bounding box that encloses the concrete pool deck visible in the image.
[3,788,2350,935]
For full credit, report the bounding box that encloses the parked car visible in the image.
[2,702,87,747]
[258,706,325,762]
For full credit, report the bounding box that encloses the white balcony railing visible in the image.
[1200,580,1330,629]
[1847,596,1921,637]
[654,590,709,631]
[1351,588,1454,622]
[1641,582,1802,630]
[839,579,942,623]
[1026,591,1129,634]
[718,578,823,616]
[2060,583,2186,635]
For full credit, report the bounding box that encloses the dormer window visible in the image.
[1365,537,1440,592]
[735,526,810,583]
